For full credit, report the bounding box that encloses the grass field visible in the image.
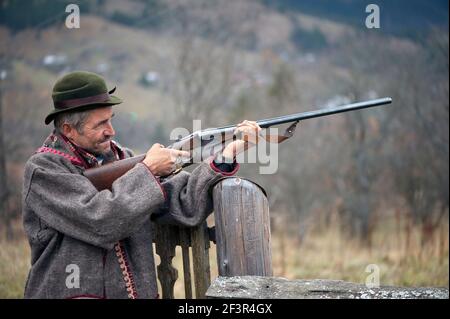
[1,214,448,299]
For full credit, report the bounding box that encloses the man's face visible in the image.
[65,107,116,155]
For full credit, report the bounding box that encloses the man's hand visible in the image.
[221,120,262,160]
[143,143,190,176]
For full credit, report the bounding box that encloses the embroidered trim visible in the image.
[56,134,91,168]
[36,147,84,166]
[114,241,138,299]
[210,160,240,176]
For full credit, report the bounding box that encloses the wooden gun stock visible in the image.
[84,154,145,191]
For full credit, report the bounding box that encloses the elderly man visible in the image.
[22,71,261,299]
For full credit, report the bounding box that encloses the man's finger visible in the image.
[181,151,190,158]
[244,126,259,134]
[173,150,190,158]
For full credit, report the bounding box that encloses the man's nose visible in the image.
[104,122,115,137]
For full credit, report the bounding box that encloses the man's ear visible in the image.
[62,123,74,139]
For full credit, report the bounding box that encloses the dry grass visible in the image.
[1,214,448,299]
[0,223,30,299]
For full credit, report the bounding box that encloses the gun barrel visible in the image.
[257,97,392,128]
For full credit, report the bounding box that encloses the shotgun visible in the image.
[84,97,392,190]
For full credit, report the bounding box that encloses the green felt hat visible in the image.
[45,71,122,125]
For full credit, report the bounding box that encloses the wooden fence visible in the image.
[152,177,272,298]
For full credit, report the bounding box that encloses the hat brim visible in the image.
[45,95,122,125]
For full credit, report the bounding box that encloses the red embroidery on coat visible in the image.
[36,147,84,166]
[114,241,138,299]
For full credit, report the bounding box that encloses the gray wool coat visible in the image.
[22,132,238,299]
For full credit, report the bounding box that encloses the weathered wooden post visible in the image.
[213,177,272,276]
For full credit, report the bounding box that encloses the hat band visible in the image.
[54,92,110,109]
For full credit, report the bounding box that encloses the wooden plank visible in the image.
[191,222,211,299]
[179,228,193,299]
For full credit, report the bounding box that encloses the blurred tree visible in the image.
[290,26,328,52]
[387,28,449,246]
[268,62,299,108]
[169,36,235,129]
[0,56,12,239]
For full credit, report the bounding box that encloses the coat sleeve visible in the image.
[152,159,239,227]
[23,154,166,250]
